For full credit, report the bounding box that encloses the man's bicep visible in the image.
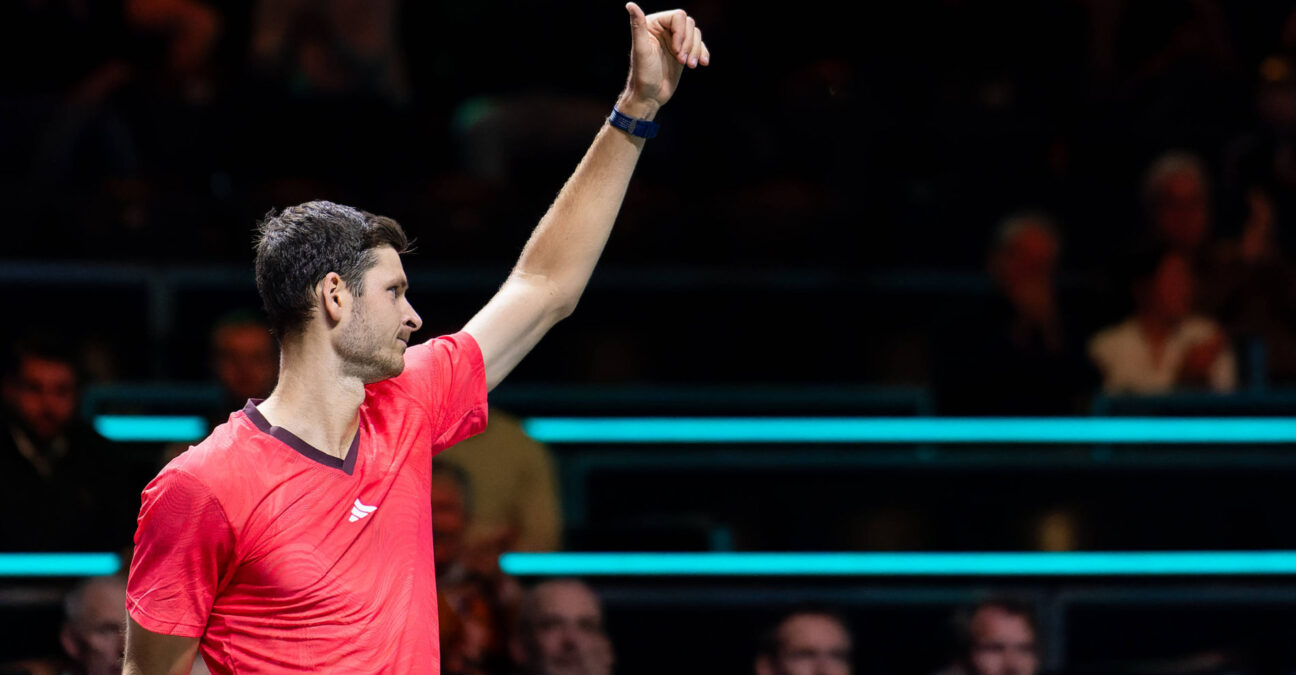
[463,275,571,391]
[124,615,201,675]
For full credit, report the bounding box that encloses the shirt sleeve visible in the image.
[393,331,489,452]
[126,468,235,638]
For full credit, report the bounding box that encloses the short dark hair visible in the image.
[951,596,1038,656]
[3,334,81,383]
[254,200,409,338]
[756,605,852,661]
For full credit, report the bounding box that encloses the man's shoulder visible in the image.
[162,412,270,492]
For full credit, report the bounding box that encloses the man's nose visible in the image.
[404,301,422,331]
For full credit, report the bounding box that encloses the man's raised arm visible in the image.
[463,2,709,390]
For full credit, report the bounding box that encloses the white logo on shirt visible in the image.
[349,499,378,523]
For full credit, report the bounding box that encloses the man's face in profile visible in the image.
[62,580,127,675]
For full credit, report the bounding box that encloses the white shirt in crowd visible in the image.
[1087,316,1237,394]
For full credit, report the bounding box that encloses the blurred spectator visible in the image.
[510,579,613,675]
[754,608,853,675]
[436,409,562,553]
[249,0,407,102]
[932,212,1096,414]
[60,575,127,675]
[1202,187,1296,386]
[1216,54,1296,384]
[433,463,519,675]
[0,575,127,675]
[1142,151,1214,257]
[209,310,278,418]
[933,597,1040,675]
[0,337,133,550]
[1088,248,1237,393]
[161,311,278,467]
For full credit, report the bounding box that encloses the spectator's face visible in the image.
[993,224,1059,316]
[518,582,613,675]
[999,224,1058,287]
[430,473,466,569]
[1153,171,1210,251]
[62,581,126,675]
[967,607,1039,675]
[213,323,278,401]
[758,614,853,675]
[338,246,422,384]
[4,355,78,443]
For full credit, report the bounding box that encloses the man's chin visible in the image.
[358,356,406,385]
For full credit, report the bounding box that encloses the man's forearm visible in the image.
[507,95,654,310]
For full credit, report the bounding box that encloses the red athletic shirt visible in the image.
[127,333,488,674]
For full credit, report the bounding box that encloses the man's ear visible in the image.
[318,272,348,324]
[60,623,81,660]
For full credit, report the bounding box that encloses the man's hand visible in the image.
[619,3,710,118]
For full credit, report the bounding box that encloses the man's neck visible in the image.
[256,339,366,460]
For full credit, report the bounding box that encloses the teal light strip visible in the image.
[499,552,1296,577]
[94,415,207,442]
[0,553,121,577]
[522,417,1296,444]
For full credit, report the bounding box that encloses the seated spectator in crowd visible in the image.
[210,310,278,417]
[932,597,1040,675]
[1140,149,1296,385]
[754,608,853,675]
[433,464,519,675]
[1089,248,1237,394]
[0,575,128,675]
[1202,185,1296,386]
[1143,152,1214,259]
[932,211,1097,414]
[436,409,562,553]
[0,337,133,550]
[161,311,278,466]
[60,575,127,675]
[510,579,613,675]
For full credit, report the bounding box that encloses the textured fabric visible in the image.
[127,333,488,674]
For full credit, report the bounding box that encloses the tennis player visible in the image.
[123,4,708,672]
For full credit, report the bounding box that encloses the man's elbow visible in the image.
[510,272,581,322]
[551,290,580,321]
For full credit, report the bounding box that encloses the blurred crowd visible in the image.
[0,569,1077,675]
[7,0,1296,389]
[11,0,1296,673]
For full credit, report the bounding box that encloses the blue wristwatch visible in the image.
[608,107,659,139]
